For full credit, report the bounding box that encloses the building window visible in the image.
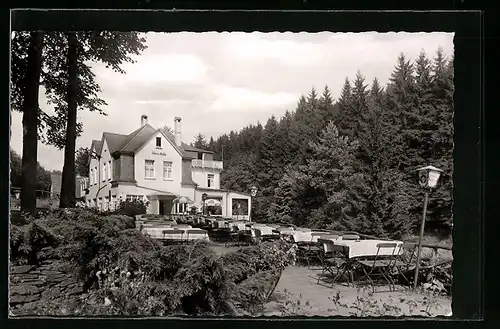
[163,161,173,180]
[207,173,214,188]
[112,195,117,211]
[145,160,155,179]
[95,167,98,183]
[156,137,162,148]
[126,195,143,202]
[102,163,107,181]
[108,161,112,180]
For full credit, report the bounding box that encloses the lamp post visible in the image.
[250,185,258,222]
[413,165,443,291]
[202,193,207,216]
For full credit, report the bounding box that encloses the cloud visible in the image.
[207,85,297,113]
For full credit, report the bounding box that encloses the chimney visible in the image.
[141,114,148,127]
[174,117,182,147]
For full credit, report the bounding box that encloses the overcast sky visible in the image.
[10,32,454,171]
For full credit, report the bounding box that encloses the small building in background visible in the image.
[50,172,62,199]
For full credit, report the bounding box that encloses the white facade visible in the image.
[84,116,251,218]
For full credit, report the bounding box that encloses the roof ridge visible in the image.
[118,124,152,152]
[103,132,128,136]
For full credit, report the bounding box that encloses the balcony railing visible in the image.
[192,159,223,170]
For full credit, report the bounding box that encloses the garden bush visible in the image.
[113,199,148,217]
[10,208,295,316]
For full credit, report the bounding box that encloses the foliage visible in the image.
[10,149,52,194]
[75,147,91,177]
[114,199,148,217]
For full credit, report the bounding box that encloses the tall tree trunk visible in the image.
[59,32,78,208]
[20,31,45,217]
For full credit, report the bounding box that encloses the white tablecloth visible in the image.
[292,231,330,243]
[252,226,275,236]
[142,227,208,241]
[332,239,403,259]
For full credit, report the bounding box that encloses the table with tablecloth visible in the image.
[142,227,209,241]
[319,238,403,259]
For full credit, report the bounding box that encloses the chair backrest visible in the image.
[342,234,360,240]
[318,238,336,253]
[231,226,239,232]
[373,242,399,266]
[398,242,417,263]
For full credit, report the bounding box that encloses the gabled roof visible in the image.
[102,132,128,153]
[91,140,102,154]
[119,124,157,153]
[92,122,214,159]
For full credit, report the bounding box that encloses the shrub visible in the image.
[114,199,148,217]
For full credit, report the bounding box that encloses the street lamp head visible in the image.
[416,165,443,188]
[250,186,258,197]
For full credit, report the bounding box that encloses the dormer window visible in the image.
[156,137,162,149]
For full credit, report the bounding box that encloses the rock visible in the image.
[104,297,111,306]
[11,265,34,274]
[66,286,83,296]
[11,285,40,295]
[24,294,41,303]
[16,274,43,282]
[46,274,67,283]
[49,287,62,298]
[21,279,45,286]
[60,279,77,288]
[9,294,26,305]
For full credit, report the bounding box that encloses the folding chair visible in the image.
[225,226,241,247]
[316,236,348,287]
[357,242,399,293]
[297,232,324,268]
[185,229,208,244]
[251,228,262,244]
[162,229,184,245]
[392,243,417,287]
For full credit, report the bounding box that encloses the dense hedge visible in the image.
[10,209,295,316]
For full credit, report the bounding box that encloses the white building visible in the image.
[85,115,252,219]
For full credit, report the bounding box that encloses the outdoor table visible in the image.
[142,227,209,241]
[332,239,403,259]
[317,238,403,288]
[252,226,276,236]
[292,231,330,243]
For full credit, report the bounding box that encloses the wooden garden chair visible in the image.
[357,242,399,293]
[297,232,325,268]
[316,236,348,287]
[225,226,241,247]
[392,242,417,287]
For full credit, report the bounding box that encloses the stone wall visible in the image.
[10,260,84,314]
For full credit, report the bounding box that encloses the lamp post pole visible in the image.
[413,189,429,291]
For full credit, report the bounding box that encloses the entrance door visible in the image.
[159,199,173,216]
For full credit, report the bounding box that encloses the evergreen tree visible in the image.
[193,133,207,149]
[333,77,354,137]
[301,122,360,229]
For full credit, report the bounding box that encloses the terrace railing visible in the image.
[191,159,223,170]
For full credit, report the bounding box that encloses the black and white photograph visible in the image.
[10,29,454,317]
